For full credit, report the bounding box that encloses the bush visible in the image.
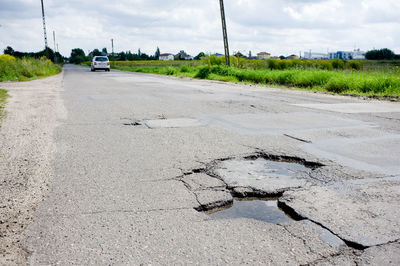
[210,65,233,76]
[179,65,190,73]
[194,66,210,79]
[202,55,224,66]
[325,75,350,93]
[267,59,280,70]
[331,59,345,69]
[0,56,61,81]
[315,60,333,70]
[349,60,363,70]
[165,67,176,75]
[0,54,17,62]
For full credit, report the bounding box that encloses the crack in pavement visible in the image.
[283,134,313,143]
[278,200,367,250]
[279,224,317,261]
[177,176,204,210]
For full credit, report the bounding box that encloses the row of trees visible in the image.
[3,46,63,62]
[69,47,162,64]
[69,47,205,63]
[365,48,400,60]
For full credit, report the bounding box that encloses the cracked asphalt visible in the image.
[2,64,400,265]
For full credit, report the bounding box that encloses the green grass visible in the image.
[0,55,62,82]
[0,88,9,127]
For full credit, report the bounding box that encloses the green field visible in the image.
[82,57,400,99]
[0,54,62,82]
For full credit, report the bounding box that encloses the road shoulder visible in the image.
[0,72,65,264]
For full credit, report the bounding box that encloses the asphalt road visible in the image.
[23,65,400,264]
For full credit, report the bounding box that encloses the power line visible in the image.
[219,0,230,66]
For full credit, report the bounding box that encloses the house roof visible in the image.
[257,52,270,55]
[159,53,173,56]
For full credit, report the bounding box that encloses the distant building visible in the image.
[214,53,224,58]
[257,52,271,60]
[303,52,328,59]
[352,49,366,60]
[174,50,193,60]
[234,51,246,58]
[329,51,352,60]
[329,50,365,60]
[159,53,174,61]
[286,54,299,60]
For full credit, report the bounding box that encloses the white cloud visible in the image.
[0,0,399,57]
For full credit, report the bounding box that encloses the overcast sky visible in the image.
[0,0,399,57]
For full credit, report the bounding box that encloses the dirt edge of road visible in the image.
[0,73,65,264]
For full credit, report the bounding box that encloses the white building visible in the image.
[303,52,328,59]
[159,53,174,61]
[352,49,366,60]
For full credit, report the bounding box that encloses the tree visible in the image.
[70,48,87,64]
[279,55,285,60]
[118,51,127,61]
[4,46,14,55]
[102,47,108,55]
[155,47,160,60]
[92,49,102,57]
[140,52,149,60]
[126,51,134,60]
[365,48,395,60]
[194,52,205,60]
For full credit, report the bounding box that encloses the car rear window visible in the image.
[95,57,108,62]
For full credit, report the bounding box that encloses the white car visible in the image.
[91,56,110,72]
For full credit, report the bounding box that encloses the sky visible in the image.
[0,0,399,57]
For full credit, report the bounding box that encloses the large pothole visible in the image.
[182,153,323,215]
[182,154,376,251]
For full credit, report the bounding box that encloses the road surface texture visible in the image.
[1,64,400,265]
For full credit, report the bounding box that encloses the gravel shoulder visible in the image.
[0,73,65,264]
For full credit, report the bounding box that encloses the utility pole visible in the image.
[53,31,56,52]
[40,0,48,55]
[111,38,114,57]
[53,31,57,62]
[219,0,230,66]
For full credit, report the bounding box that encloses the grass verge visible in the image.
[0,54,62,82]
[107,63,400,98]
[0,88,9,127]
